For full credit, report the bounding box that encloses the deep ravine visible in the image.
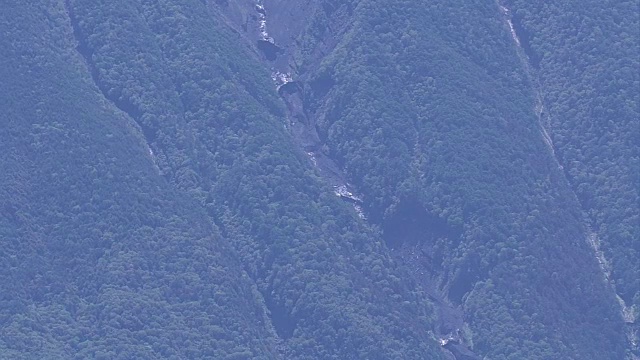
[247,2,480,359]
[248,0,367,218]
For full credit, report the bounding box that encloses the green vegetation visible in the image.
[1,0,443,358]
[508,2,640,356]
[508,0,639,311]
[0,0,635,359]
[0,2,277,358]
[297,0,631,358]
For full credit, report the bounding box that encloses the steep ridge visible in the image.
[64,0,161,173]
[66,0,445,358]
[0,2,279,358]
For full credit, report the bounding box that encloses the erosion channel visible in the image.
[211,1,483,359]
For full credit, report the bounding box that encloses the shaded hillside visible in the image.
[0,0,636,359]
[287,0,631,358]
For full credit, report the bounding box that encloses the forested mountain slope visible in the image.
[287,0,632,358]
[0,0,637,359]
[0,2,278,358]
[506,0,640,345]
[1,0,443,358]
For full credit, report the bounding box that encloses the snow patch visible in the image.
[334,185,366,219]
[272,71,293,89]
[353,204,366,220]
[588,230,637,326]
[506,19,520,46]
[255,1,273,43]
[306,151,317,166]
[588,231,613,282]
[499,5,520,45]
[333,185,361,202]
[438,328,462,347]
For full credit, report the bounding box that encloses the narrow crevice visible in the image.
[64,0,157,157]
[264,296,297,340]
[380,197,478,360]
[230,0,364,346]
[392,237,479,360]
[262,266,298,340]
[254,1,284,61]
[508,12,541,68]
[272,66,360,212]
[254,3,480,358]
[249,1,356,207]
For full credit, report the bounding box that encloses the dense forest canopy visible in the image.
[0,0,637,359]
